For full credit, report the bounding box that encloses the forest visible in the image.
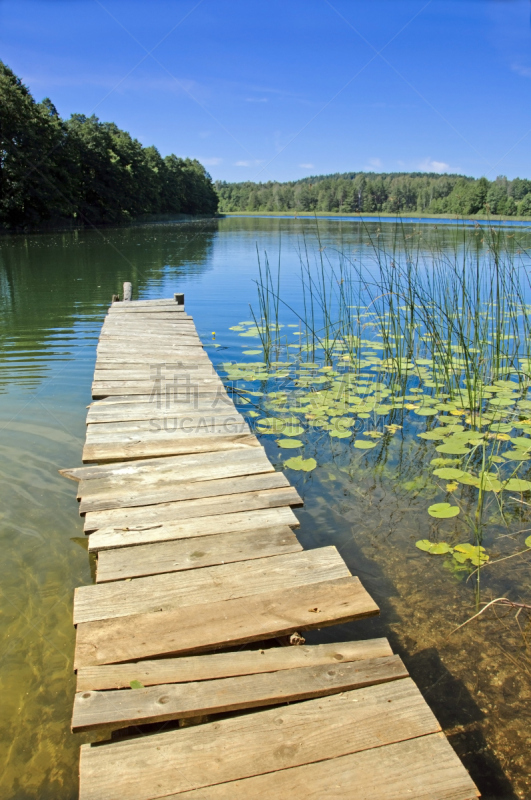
[216,171,531,217]
[0,62,219,231]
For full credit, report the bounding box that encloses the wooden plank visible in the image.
[86,400,235,424]
[76,638,394,691]
[79,471,286,515]
[77,679,443,800]
[63,447,270,483]
[84,485,302,534]
[96,525,301,582]
[172,735,479,800]
[74,576,379,667]
[90,506,300,554]
[85,414,246,439]
[82,432,261,464]
[88,392,230,406]
[107,307,187,314]
[78,453,275,512]
[92,370,218,382]
[72,654,407,732]
[75,546,348,623]
[91,382,223,398]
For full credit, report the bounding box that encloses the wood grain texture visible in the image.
[82,432,260,463]
[80,470,287,516]
[74,546,349,623]
[77,448,273,510]
[84,485,302,534]
[76,638,394,691]
[74,576,379,667]
[172,735,479,800]
[85,414,246,438]
[86,399,236,424]
[77,679,443,800]
[95,525,301,582]
[65,447,269,483]
[90,505,300,553]
[72,654,407,732]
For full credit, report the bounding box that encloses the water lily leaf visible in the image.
[433,468,465,480]
[277,439,304,448]
[510,437,531,449]
[428,502,460,518]
[503,478,531,492]
[282,425,305,436]
[525,535,531,548]
[429,542,453,554]
[415,539,433,552]
[329,430,352,438]
[285,456,317,472]
[414,407,438,416]
[242,349,263,355]
[453,551,470,563]
[418,430,448,440]
[505,451,531,461]
[354,440,377,449]
[454,543,486,554]
[436,443,471,455]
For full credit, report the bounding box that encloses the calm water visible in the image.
[0,217,529,799]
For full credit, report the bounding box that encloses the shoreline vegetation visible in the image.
[0,62,218,232]
[216,172,531,219]
[223,210,531,223]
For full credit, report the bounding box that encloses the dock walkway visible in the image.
[61,291,479,799]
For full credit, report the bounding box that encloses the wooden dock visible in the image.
[61,289,480,799]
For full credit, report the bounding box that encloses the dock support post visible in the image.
[174,293,185,305]
[123,282,133,302]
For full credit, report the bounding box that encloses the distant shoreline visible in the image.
[222,211,531,223]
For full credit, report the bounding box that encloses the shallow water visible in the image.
[0,216,529,799]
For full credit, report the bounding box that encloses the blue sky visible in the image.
[2,0,531,182]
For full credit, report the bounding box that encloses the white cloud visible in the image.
[299,163,314,169]
[418,158,457,173]
[200,157,223,166]
[234,159,264,167]
[512,63,531,78]
[368,158,382,168]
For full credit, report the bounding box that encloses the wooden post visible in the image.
[174,293,185,305]
[123,282,132,302]
[111,294,120,303]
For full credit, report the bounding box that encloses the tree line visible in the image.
[0,62,218,231]
[216,171,531,217]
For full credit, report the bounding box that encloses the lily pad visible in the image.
[503,478,531,492]
[432,468,465,480]
[276,439,304,448]
[428,502,460,519]
[415,539,433,552]
[525,535,531,548]
[436,443,471,455]
[282,425,305,436]
[284,456,317,472]
[329,430,352,438]
[414,407,438,416]
[429,542,453,554]
[354,440,377,450]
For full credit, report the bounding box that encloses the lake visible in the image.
[0,215,529,799]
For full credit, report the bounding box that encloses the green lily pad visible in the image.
[429,542,453,554]
[277,439,304,448]
[329,430,352,438]
[525,535,531,548]
[433,468,465,480]
[243,349,263,355]
[285,456,317,472]
[428,502,460,519]
[354,440,377,449]
[282,425,305,436]
[436,443,471,455]
[503,478,531,492]
[415,539,433,552]
[414,407,438,416]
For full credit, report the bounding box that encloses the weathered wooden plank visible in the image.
[92,375,222,391]
[84,485,302,534]
[76,638,394,691]
[107,307,187,314]
[86,400,235,424]
[91,382,223,398]
[74,576,379,667]
[85,413,246,438]
[72,654,407,732]
[88,392,230,406]
[172,735,479,800]
[90,505,300,553]
[75,546,347,623]
[77,679,443,800]
[63,447,269,483]
[82,432,261,464]
[78,455,276,512]
[96,525,301,582]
